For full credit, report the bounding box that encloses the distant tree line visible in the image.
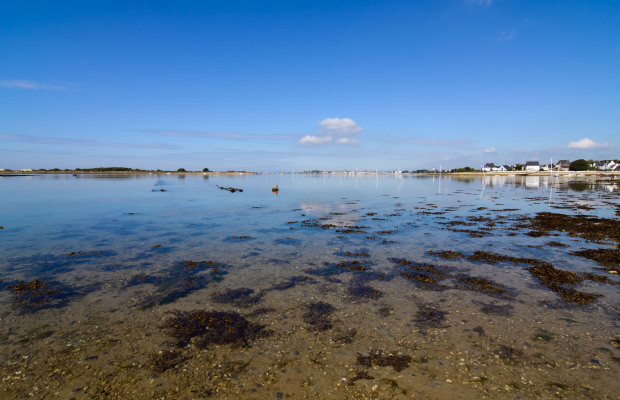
[450,166,477,173]
[74,167,145,172]
[18,167,214,173]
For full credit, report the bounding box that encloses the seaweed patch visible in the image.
[347,284,383,300]
[571,248,620,269]
[495,345,524,363]
[8,279,59,311]
[454,274,515,299]
[150,350,188,373]
[413,304,448,330]
[211,287,264,308]
[356,351,412,372]
[473,300,514,316]
[133,260,227,309]
[6,279,87,313]
[65,250,104,257]
[164,310,269,349]
[526,262,602,305]
[271,275,315,291]
[303,301,334,331]
[389,258,451,290]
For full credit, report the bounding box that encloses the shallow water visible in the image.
[1,173,618,399]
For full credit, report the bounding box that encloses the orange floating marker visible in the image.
[272,185,279,192]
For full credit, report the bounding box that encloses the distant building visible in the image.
[525,161,540,172]
[556,160,570,171]
[593,160,618,171]
[497,165,510,172]
[482,163,497,172]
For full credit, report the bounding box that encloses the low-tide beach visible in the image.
[1,173,618,399]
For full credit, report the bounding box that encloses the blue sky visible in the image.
[1,0,619,171]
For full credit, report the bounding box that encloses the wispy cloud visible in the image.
[0,133,171,149]
[380,137,471,147]
[149,130,292,142]
[299,135,333,146]
[567,137,614,149]
[0,79,69,90]
[299,118,363,147]
[483,147,497,153]
[469,0,493,6]
[336,137,360,146]
[498,30,515,41]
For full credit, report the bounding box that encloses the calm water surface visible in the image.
[1,173,618,399]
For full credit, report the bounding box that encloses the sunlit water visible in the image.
[1,173,618,399]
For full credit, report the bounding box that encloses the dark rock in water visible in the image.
[217,185,244,193]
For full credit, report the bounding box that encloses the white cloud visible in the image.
[483,147,497,154]
[0,79,68,90]
[299,135,333,146]
[567,138,611,149]
[300,117,363,146]
[318,118,363,136]
[336,137,360,146]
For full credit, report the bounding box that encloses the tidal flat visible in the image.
[1,173,618,399]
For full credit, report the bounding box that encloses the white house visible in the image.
[592,160,617,170]
[483,163,498,172]
[525,161,540,172]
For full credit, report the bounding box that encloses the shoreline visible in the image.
[2,170,618,177]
